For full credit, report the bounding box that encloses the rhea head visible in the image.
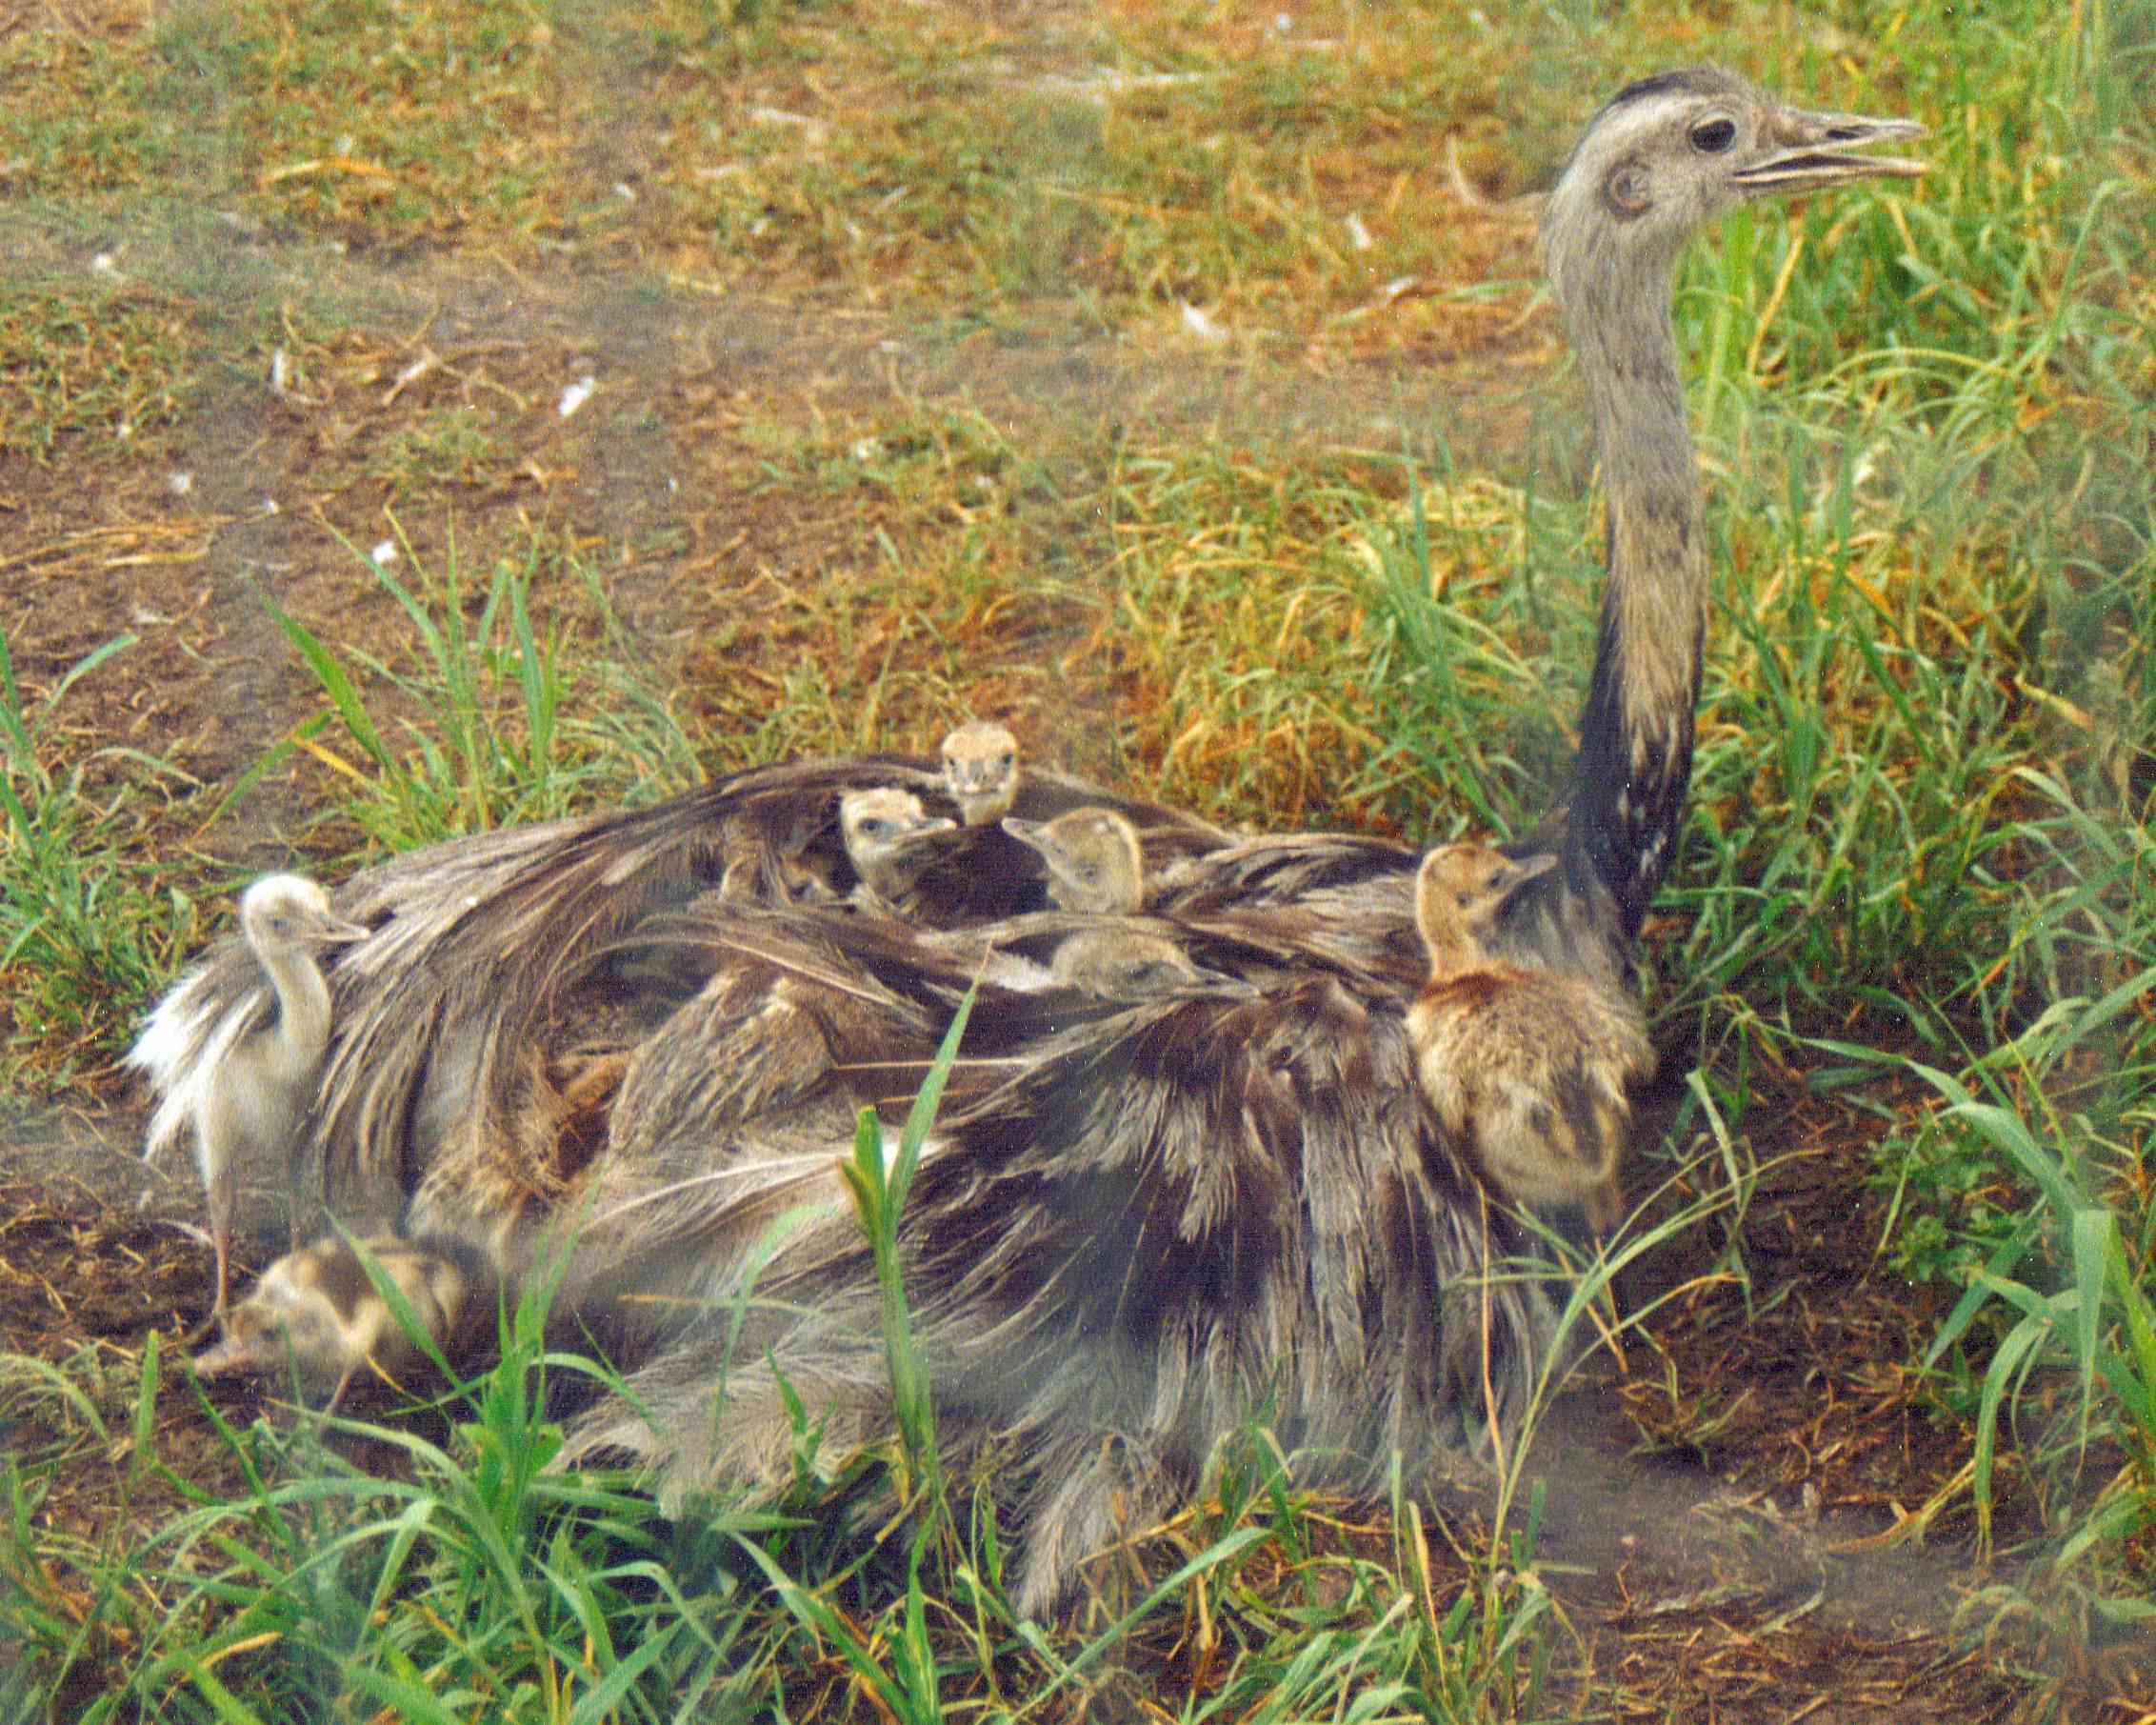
[940,720,1021,827]
[839,787,958,897]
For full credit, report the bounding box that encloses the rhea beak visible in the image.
[1500,851,1562,895]
[1735,109,1927,192]
[892,818,958,859]
[309,916,370,946]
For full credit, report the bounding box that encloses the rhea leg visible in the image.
[179,1158,240,1347]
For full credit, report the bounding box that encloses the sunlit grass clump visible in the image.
[0,629,191,1084]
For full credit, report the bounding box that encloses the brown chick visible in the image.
[1406,844,1652,1233]
[838,788,958,914]
[940,720,1020,827]
[192,1234,475,1412]
[1048,926,1205,997]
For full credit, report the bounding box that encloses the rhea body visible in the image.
[1407,845,1652,1232]
[167,70,1924,1614]
[130,874,366,1329]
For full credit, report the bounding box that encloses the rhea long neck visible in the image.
[1551,235,1708,943]
[1416,903,1490,985]
[255,940,336,1085]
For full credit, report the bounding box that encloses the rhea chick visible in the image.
[940,720,1020,827]
[192,1234,475,1411]
[1407,844,1653,1234]
[1048,927,1204,997]
[839,787,958,914]
[1005,808,1199,992]
[1001,806,1144,914]
[150,874,367,1334]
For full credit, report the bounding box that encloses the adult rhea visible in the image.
[153,70,1926,1614]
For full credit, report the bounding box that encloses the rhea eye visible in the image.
[1690,115,1737,153]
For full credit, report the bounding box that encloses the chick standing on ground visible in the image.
[130,874,367,1333]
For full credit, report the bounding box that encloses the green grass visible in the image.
[0,0,579,242]
[0,283,206,461]
[0,628,200,1083]
[378,409,518,498]
[0,0,2151,1711]
[264,528,709,853]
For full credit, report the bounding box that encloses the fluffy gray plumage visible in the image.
[555,947,1545,1616]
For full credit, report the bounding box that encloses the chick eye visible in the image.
[1690,115,1737,153]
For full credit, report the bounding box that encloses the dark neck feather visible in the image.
[1549,241,1708,942]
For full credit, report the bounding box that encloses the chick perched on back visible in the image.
[1406,844,1653,1233]
[838,788,957,914]
[940,720,1020,827]
[1002,807,1207,996]
[1048,927,1204,997]
[1001,806,1144,914]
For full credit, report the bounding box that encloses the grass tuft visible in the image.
[268,527,707,853]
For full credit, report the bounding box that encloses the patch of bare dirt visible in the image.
[0,1114,250,1559]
